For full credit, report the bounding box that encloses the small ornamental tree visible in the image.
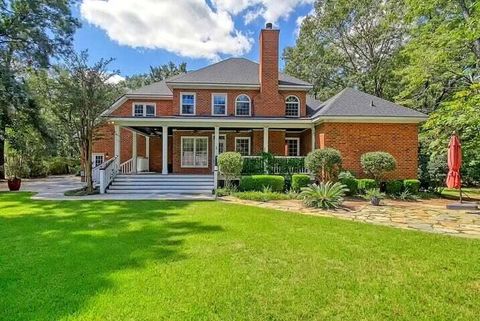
[305,148,342,182]
[361,152,397,181]
[218,152,243,189]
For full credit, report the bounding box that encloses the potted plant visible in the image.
[5,154,24,191]
[362,188,385,206]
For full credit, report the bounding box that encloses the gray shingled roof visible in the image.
[166,57,312,87]
[128,80,172,96]
[311,88,427,118]
[306,95,323,117]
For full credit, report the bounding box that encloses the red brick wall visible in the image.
[92,123,133,163]
[110,98,173,117]
[315,123,419,179]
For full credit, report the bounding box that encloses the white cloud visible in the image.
[106,74,126,84]
[81,0,314,60]
[294,8,315,37]
[81,0,252,60]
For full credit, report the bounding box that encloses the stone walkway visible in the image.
[221,197,480,238]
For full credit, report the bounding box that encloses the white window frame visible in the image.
[92,153,105,168]
[181,136,209,168]
[211,93,228,116]
[180,92,196,115]
[235,94,251,116]
[235,137,251,156]
[285,137,300,156]
[285,95,300,118]
[131,102,156,117]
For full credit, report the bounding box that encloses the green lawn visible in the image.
[1,193,479,321]
[442,187,480,201]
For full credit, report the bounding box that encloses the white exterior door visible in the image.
[212,134,226,168]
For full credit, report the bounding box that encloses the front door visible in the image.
[212,134,226,169]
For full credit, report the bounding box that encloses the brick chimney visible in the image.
[256,23,283,116]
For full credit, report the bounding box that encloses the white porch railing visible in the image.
[120,158,134,174]
[99,156,120,194]
[92,163,102,187]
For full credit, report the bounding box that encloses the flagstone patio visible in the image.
[221,197,480,238]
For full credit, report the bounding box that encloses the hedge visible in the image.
[386,180,404,195]
[404,179,421,194]
[340,177,358,196]
[291,174,311,192]
[357,179,378,192]
[239,175,285,192]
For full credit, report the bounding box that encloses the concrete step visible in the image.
[109,185,213,190]
[107,189,213,194]
[114,178,213,183]
[111,181,214,187]
[117,174,213,179]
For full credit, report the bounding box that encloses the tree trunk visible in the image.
[84,137,94,193]
[0,137,4,180]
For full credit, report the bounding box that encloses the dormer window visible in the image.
[235,94,251,116]
[133,103,156,117]
[181,93,196,115]
[285,96,300,117]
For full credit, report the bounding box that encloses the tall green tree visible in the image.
[284,0,406,100]
[50,52,120,192]
[123,61,187,90]
[0,0,79,179]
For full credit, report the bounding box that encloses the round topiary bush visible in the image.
[360,152,397,181]
[305,148,342,182]
[218,152,243,188]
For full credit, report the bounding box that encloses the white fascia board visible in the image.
[278,85,313,91]
[101,94,173,117]
[313,116,428,124]
[167,82,260,90]
[108,117,312,129]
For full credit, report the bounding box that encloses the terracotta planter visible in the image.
[7,178,21,191]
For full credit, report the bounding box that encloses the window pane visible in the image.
[182,94,195,114]
[134,104,144,117]
[146,105,155,117]
[286,139,299,156]
[213,94,226,115]
[195,138,208,167]
[182,138,194,166]
[285,96,299,117]
[235,138,250,156]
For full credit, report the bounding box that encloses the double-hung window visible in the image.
[181,93,196,115]
[212,93,227,115]
[181,137,208,167]
[235,94,251,116]
[92,153,104,167]
[235,137,251,156]
[285,138,300,156]
[285,96,300,117]
[133,103,155,117]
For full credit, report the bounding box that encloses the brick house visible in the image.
[93,23,427,194]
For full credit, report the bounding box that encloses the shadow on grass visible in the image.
[0,193,222,321]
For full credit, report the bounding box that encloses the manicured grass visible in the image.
[442,187,480,201]
[1,193,479,320]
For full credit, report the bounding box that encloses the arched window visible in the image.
[285,96,300,117]
[235,94,251,116]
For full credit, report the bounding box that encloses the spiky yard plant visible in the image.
[300,182,349,209]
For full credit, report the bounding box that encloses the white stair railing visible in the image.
[99,156,120,194]
[120,158,134,174]
[92,163,103,187]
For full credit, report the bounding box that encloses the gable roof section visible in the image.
[311,88,427,120]
[166,58,312,88]
[306,95,323,117]
[128,80,172,96]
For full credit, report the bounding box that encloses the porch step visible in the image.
[106,174,214,195]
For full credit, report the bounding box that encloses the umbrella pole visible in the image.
[460,186,462,203]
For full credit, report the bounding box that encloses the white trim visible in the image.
[235,94,252,116]
[181,136,209,168]
[279,85,313,91]
[180,92,196,115]
[235,137,251,156]
[167,82,313,91]
[285,95,300,118]
[162,126,168,174]
[92,153,105,167]
[313,116,428,124]
[131,102,156,117]
[211,93,228,116]
[211,132,225,169]
[285,137,300,156]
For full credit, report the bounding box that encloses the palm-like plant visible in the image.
[300,182,349,209]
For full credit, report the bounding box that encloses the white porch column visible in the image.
[146,136,150,159]
[213,127,220,190]
[162,126,168,175]
[114,125,121,159]
[263,127,269,153]
[311,125,316,151]
[132,132,137,173]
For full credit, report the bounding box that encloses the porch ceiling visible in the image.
[127,126,308,136]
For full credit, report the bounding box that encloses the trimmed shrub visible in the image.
[404,179,421,194]
[360,152,397,181]
[305,148,342,182]
[218,152,243,188]
[239,175,285,192]
[291,174,311,192]
[357,179,378,193]
[299,182,349,209]
[386,180,404,195]
[338,171,357,196]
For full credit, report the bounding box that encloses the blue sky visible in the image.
[73,0,314,79]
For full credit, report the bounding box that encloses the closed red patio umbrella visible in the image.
[446,133,462,201]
